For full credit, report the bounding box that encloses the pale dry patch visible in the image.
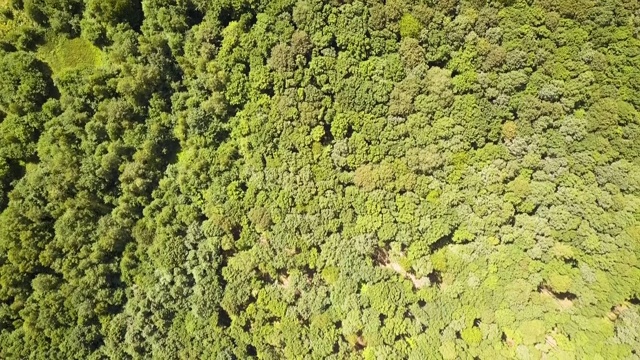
[504,335,516,347]
[379,257,430,289]
[545,335,558,348]
[606,303,629,321]
[535,333,559,359]
[278,274,290,288]
[539,287,574,310]
[374,248,431,288]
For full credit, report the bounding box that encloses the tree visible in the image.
[1,0,640,358]
[0,51,54,115]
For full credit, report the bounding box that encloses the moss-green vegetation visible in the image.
[0,0,35,42]
[37,35,103,74]
[1,0,640,359]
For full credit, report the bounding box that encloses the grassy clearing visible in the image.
[37,34,104,75]
[1,1,103,75]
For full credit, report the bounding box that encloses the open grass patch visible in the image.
[37,34,104,75]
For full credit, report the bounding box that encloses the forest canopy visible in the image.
[1,0,640,359]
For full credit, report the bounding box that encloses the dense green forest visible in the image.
[1,0,639,358]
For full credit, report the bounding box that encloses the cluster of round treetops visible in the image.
[0,0,639,359]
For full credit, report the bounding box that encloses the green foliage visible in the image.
[23,0,82,35]
[399,13,421,38]
[81,0,142,45]
[1,0,640,359]
[0,50,53,115]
